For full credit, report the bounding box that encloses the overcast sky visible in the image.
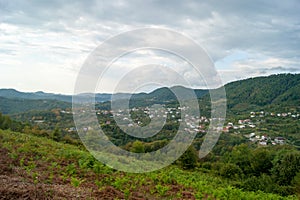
[0,0,300,94]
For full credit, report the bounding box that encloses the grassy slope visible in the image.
[0,129,296,199]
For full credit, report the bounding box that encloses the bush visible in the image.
[272,152,300,186]
[220,163,243,179]
[178,146,199,170]
[243,174,274,193]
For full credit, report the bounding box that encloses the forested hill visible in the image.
[224,73,300,111]
[0,73,299,114]
[0,89,72,102]
[0,89,117,103]
[0,87,209,104]
[0,97,71,114]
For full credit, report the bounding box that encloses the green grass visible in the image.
[0,129,297,199]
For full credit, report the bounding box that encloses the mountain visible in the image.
[0,96,71,114]
[0,73,299,114]
[0,87,208,104]
[0,89,131,103]
[132,86,208,101]
[108,86,208,108]
[224,73,300,112]
[0,89,72,102]
[129,73,300,112]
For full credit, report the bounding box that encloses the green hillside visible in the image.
[0,97,71,114]
[225,74,300,112]
[0,129,297,199]
[0,89,72,102]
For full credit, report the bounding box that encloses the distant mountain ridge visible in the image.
[0,89,72,102]
[0,86,209,103]
[0,73,299,114]
[0,89,133,103]
[0,96,70,114]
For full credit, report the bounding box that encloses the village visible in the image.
[224,110,300,146]
[62,106,299,147]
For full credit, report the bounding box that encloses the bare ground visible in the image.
[0,146,195,199]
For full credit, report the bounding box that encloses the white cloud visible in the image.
[0,1,299,93]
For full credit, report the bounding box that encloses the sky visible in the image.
[0,0,300,94]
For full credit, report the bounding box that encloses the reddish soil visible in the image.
[0,146,195,199]
[0,146,124,199]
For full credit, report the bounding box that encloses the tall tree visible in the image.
[178,145,198,170]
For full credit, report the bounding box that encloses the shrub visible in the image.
[219,163,243,179]
[178,146,199,170]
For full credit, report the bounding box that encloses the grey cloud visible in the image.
[261,66,300,73]
[1,0,300,79]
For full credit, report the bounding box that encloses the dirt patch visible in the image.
[94,186,125,200]
[0,143,196,200]
[0,148,14,175]
[0,175,92,200]
[0,146,92,199]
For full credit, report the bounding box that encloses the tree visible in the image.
[223,144,252,175]
[0,112,3,128]
[131,141,145,153]
[52,126,61,141]
[243,174,274,193]
[178,145,198,170]
[1,115,12,130]
[272,152,300,186]
[220,163,243,179]
[251,148,273,176]
[292,171,300,196]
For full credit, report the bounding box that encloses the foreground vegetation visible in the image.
[0,128,298,199]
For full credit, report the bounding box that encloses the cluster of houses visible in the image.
[223,110,299,146]
[223,118,256,133]
[250,111,300,118]
[96,106,211,134]
[60,110,74,114]
[245,133,286,146]
[64,107,297,146]
[223,110,299,134]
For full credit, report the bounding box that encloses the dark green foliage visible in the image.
[220,163,243,179]
[242,174,275,193]
[292,172,300,195]
[0,112,24,132]
[217,144,300,196]
[0,112,12,129]
[223,144,253,175]
[0,96,70,114]
[178,145,198,170]
[251,148,274,176]
[144,140,168,152]
[131,140,145,153]
[272,151,300,186]
[52,126,61,142]
[225,73,300,109]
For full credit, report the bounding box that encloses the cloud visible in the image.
[218,54,300,84]
[0,0,299,93]
[266,66,299,72]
